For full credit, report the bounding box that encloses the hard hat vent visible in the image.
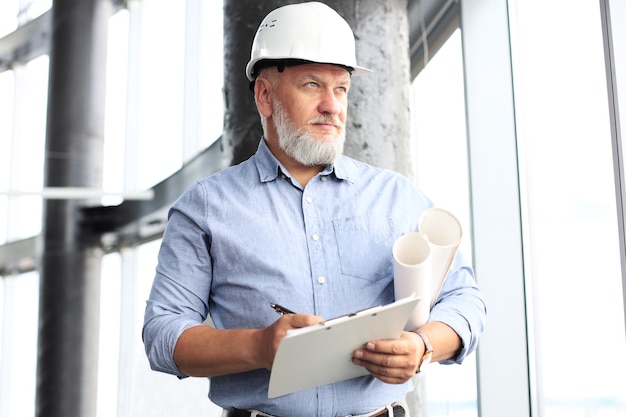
[257,19,277,33]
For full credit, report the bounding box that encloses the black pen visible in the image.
[270,303,297,315]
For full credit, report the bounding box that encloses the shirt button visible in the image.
[317,276,326,284]
[312,234,319,241]
[320,176,327,182]
[306,196,313,204]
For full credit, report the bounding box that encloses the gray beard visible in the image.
[273,100,345,167]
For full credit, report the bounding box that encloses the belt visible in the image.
[228,404,406,417]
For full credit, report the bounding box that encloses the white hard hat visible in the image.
[245,1,372,81]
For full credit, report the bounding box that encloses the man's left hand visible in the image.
[351,331,423,384]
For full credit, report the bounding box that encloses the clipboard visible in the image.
[267,295,420,398]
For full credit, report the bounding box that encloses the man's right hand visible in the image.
[256,313,324,370]
[173,313,322,377]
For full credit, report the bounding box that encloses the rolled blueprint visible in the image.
[393,232,431,329]
[417,208,462,308]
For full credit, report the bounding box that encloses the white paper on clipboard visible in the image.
[267,295,420,398]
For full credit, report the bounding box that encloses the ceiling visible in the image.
[407,0,460,78]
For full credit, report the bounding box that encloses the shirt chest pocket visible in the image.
[332,216,400,282]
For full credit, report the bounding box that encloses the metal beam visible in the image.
[599,0,626,338]
[80,137,224,249]
[0,236,37,275]
[408,0,460,78]
[0,10,50,72]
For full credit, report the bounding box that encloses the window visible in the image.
[411,30,478,417]
[2,2,624,417]
[509,1,626,415]
[0,272,39,417]
[411,30,471,258]
[0,0,51,37]
[1,56,48,241]
[0,70,14,244]
[98,2,226,415]
[0,54,48,417]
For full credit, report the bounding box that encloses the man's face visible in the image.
[270,63,351,166]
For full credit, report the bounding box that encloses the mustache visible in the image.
[307,115,344,128]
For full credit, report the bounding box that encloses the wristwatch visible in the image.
[414,330,434,373]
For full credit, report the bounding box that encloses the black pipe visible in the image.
[36,0,111,416]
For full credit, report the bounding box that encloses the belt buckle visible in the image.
[370,404,405,417]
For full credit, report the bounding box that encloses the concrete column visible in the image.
[222,0,269,166]
[335,0,413,176]
[36,0,111,416]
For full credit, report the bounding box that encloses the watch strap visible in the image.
[414,330,433,353]
[414,330,434,373]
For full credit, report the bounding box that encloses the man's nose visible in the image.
[318,89,343,115]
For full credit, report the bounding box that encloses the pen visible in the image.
[270,303,297,315]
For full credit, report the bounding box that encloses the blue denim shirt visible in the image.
[143,139,486,417]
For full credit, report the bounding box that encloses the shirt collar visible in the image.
[254,137,355,184]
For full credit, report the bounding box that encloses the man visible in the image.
[142,2,486,417]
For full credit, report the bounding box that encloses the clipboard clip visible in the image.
[320,305,383,327]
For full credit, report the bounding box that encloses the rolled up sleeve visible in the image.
[142,183,212,377]
[428,252,487,364]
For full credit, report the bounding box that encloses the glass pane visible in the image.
[133,0,185,189]
[0,0,18,37]
[410,30,478,417]
[0,272,40,417]
[7,55,48,241]
[0,0,51,36]
[19,0,52,23]
[199,0,224,148]
[97,253,121,417]
[0,70,15,244]
[103,9,129,206]
[509,0,626,415]
[411,30,471,258]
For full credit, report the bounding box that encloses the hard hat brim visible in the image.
[247,58,372,81]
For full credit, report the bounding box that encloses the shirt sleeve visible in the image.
[142,182,212,377]
[427,250,487,364]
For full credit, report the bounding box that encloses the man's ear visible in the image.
[254,77,273,118]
